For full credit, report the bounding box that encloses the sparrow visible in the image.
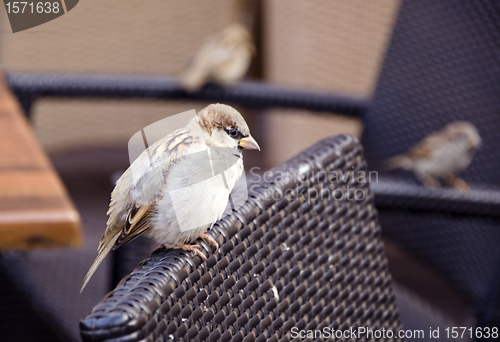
[385,121,481,192]
[180,23,255,92]
[81,103,260,292]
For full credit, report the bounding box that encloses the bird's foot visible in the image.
[419,175,441,190]
[451,177,470,194]
[199,233,219,250]
[173,243,207,261]
[444,173,470,194]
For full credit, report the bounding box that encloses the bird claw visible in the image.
[419,175,441,190]
[167,233,218,262]
[444,174,470,194]
[173,243,207,261]
[199,233,219,250]
[451,177,470,194]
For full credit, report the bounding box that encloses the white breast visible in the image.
[150,147,244,247]
[413,142,472,177]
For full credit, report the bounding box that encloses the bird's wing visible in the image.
[82,126,202,291]
[81,201,156,292]
[384,132,448,171]
[407,143,433,160]
[407,133,446,160]
[113,204,154,250]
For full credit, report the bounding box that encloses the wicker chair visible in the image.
[360,0,500,331]
[80,135,405,342]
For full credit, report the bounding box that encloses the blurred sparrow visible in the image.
[385,121,481,192]
[81,104,259,291]
[180,23,255,91]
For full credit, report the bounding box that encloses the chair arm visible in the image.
[372,176,500,217]
[4,72,369,118]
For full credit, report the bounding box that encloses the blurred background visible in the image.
[2,0,499,341]
[0,0,400,160]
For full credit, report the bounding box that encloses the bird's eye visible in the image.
[226,127,239,138]
[451,132,467,142]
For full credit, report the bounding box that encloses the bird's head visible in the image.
[444,121,482,151]
[195,103,260,152]
[221,23,255,53]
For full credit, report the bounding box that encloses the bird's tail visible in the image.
[80,234,119,293]
[384,154,413,171]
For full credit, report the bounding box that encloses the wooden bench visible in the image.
[0,75,81,250]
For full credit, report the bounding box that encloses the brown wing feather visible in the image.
[112,204,154,250]
[407,133,446,160]
[82,126,202,292]
[407,143,433,160]
[81,204,153,292]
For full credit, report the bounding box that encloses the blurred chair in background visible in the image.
[261,0,500,336]
[360,0,500,334]
[263,0,500,335]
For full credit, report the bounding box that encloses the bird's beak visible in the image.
[470,136,482,150]
[474,138,482,149]
[239,135,260,151]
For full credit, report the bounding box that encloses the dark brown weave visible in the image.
[80,135,404,342]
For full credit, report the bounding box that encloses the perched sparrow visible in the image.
[81,104,260,291]
[385,121,481,192]
[180,23,255,92]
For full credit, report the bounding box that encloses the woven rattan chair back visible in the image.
[80,135,404,342]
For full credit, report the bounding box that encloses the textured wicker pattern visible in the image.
[0,250,111,342]
[5,73,367,117]
[372,176,500,304]
[80,135,404,342]
[379,210,500,307]
[0,256,62,342]
[392,284,466,342]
